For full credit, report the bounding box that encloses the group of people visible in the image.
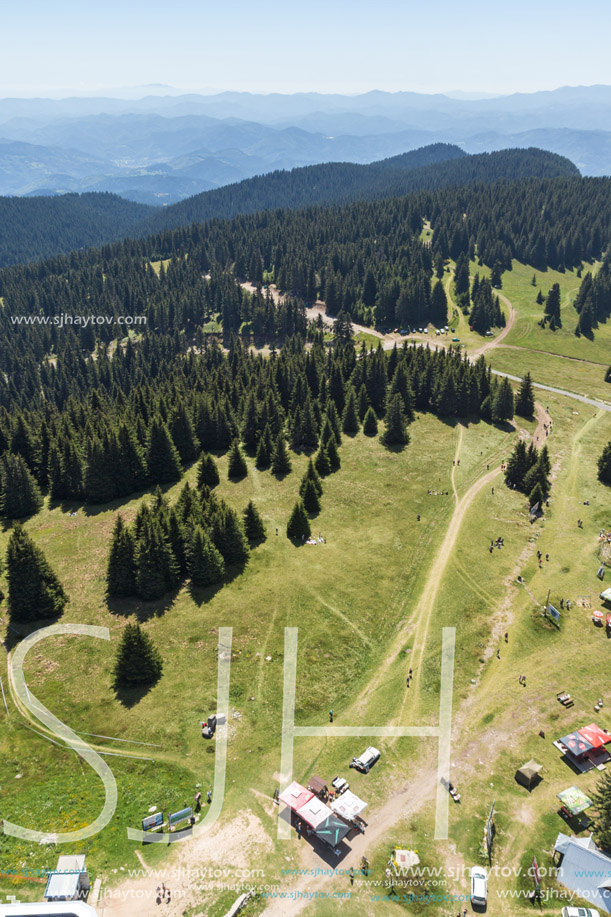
[155,884,171,906]
[428,489,450,496]
[405,667,413,688]
[489,536,505,553]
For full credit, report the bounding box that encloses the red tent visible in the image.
[278,782,314,812]
[578,723,611,749]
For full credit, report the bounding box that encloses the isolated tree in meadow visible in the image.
[197,453,220,489]
[544,283,561,327]
[363,406,379,437]
[113,622,163,689]
[514,373,535,418]
[300,458,323,497]
[243,501,266,543]
[188,526,225,587]
[271,431,291,476]
[6,524,67,622]
[536,289,544,305]
[381,393,409,447]
[287,500,311,540]
[598,441,611,485]
[504,440,530,490]
[106,515,137,597]
[342,387,360,434]
[302,479,321,516]
[227,439,248,480]
[0,453,43,519]
[592,769,611,851]
[491,377,514,423]
[146,418,182,484]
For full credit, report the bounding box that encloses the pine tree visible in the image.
[505,440,529,490]
[188,526,225,586]
[113,622,163,688]
[197,453,220,489]
[0,453,43,518]
[528,481,545,510]
[211,504,250,566]
[169,403,200,464]
[491,377,514,423]
[255,424,273,469]
[325,435,341,471]
[227,439,248,480]
[135,518,179,600]
[287,500,311,540]
[523,455,550,500]
[544,283,562,326]
[271,431,292,476]
[243,501,266,542]
[314,444,332,476]
[84,439,116,504]
[514,373,535,418]
[6,524,67,622]
[302,479,321,516]
[146,418,182,484]
[597,441,611,485]
[115,423,148,495]
[106,515,137,597]
[591,769,611,851]
[342,387,360,434]
[357,384,370,422]
[381,394,409,447]
[363,406,378,437]
[300,458,323,497]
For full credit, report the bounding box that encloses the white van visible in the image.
[470,866,487,906]
[350,746,380,773]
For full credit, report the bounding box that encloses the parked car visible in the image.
[470,866,487,906]
[350,746,380,773]
[452,337,460,342]
[451,327,455,332]
[423,328,428,334]
[435,329,440,335]
[561,909,600,917]
[485,330,494,336]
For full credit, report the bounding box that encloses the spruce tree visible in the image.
[491,377,514,423]
[271,432,292,476]
[197,453,220,489]
[106,515,137,597]
[381,394,409,447]
[528,481,545,510]
[169,403,200,464]
[135,518,179,600]
[0,453,43,519]
[523,455,550,500]
[211,504,250,565]
[188,526,225,586]
[302,479,321,516]
[255,424,273,469]
[227,439,248,479]
[6,524,67,622]
[325,435,341,471]
[243,501,266,542]
[505,440,529,490]
[598,442,611,485]
[84,439,116,504]
[342,387,360,435]
[592,769,611,851]
[514,373,535,418]
[115,424,148,496]
[287,500,311,540]
[113,622,163,688]
[314,444,332,476]
[357,384,370,422]
[146,418,182,484]
[363,406,379,437]
[300,458,323,497]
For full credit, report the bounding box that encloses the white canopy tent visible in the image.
[295,797,333,829]
[330,790,368,821]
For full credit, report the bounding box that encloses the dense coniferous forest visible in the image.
[0,193,151,268]
[0,146,579,268]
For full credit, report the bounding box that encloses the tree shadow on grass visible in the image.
[106,587,181,622]
[187,560,247,607]
[112,674,162,709]
[2,614,63,653]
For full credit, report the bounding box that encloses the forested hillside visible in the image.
[143,146,578,233]
[0,193,151,268]
[0,146,578,268]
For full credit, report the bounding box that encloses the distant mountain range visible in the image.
[0,145,580,268]
[0,86,609,203]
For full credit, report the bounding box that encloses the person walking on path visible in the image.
[504,632,508,643]
[329,709,334,723]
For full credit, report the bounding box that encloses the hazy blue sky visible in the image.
[2,0,610,97]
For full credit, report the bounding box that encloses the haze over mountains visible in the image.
[0,85,610,203]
